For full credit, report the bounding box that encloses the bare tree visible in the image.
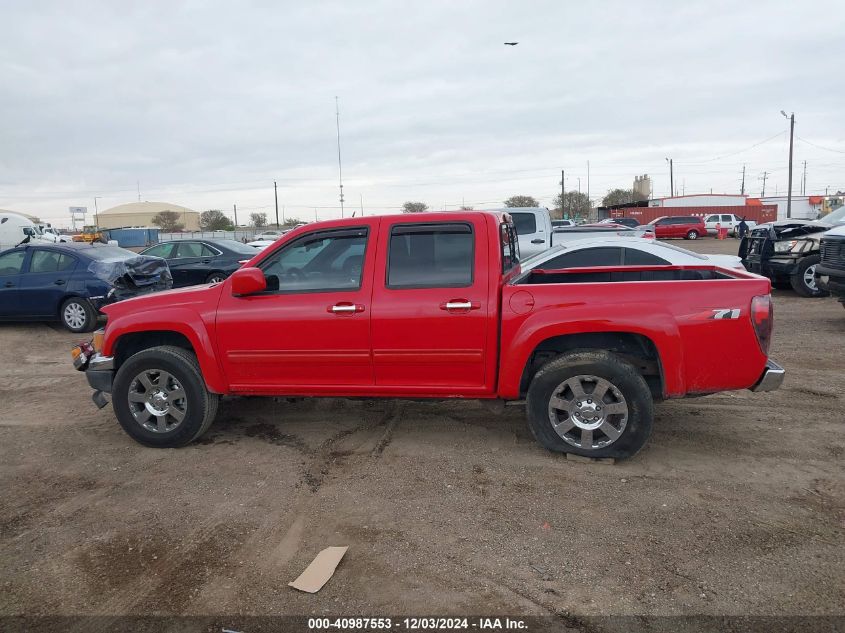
[199,209,233,231]
[504,195,539,208]
[151,210,184,232]
[601,188,647,207]
[553,191,591,219]
[250,212,267,228]
[402,201,428,213]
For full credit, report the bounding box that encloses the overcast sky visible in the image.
[1,0,844,226]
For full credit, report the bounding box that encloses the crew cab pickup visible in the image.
[73,211,784,460]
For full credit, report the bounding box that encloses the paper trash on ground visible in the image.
[289,546,349,593]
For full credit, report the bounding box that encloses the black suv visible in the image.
[816,225,845,309]
[739,206,845,297]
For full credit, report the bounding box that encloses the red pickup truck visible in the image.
[74,211,784,460]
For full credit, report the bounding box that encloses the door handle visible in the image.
[54,279,65,285]
[3,281,13,288]
[440,300,480,311]
[328,303,364,314]
[531,238,545,244]
[202,259,211,264]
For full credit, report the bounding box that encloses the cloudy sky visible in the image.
[1,0,844,226]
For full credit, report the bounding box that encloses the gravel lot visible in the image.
[1,237,843,630]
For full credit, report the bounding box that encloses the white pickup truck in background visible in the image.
[703,213,756,237]
[503,207,652,256]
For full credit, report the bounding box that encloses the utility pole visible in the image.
[274,180,279,227]
[781,110,795,218]
[93,197,102,227]
[335,96,345,218]
[137,181,141,202]
[665,158,674,198]
[586,160,590,211]
[360,194,364,217]
[759,171,769,197]
[560,170,565,217]
[802,160,807,196]
[233,203,238,227]
[741,164,746,195]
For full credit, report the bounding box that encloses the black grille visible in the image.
[820,238,845,269]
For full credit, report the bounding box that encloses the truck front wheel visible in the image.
[790,255,829,298]
[112,346,219,448]
[526,351,654,460]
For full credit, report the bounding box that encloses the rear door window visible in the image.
[387,223,474,288]
[29,251,76,273]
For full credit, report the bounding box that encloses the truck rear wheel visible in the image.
[526,351,654,460]
[790,255,829,298]
[112,346,218,448]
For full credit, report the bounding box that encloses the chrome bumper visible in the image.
[86,353,115,394]
[750,360,785,392]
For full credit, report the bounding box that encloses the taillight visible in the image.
[751,295,773,355]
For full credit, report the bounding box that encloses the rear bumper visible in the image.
[750,360,785,392]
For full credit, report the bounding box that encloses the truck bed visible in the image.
[515,264,749,285]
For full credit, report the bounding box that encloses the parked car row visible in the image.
[0,242,171,332]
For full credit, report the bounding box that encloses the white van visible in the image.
[0,213,40,250]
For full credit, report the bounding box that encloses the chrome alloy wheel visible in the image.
[547,374,629,450]
[803,264,818,291]
[63,302,87,330]
[127,369,187,433]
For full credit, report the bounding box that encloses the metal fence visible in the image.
[157,230,261,243]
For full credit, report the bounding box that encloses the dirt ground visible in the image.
[1,237,843,631]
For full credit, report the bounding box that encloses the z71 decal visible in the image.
[711,308,741,320]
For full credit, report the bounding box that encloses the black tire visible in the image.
[112,346,219,448]
[790,254,829,298]
[205,272,227,284]
[685,230,699,240]
[526,350,654,460]
[60,297,97,333]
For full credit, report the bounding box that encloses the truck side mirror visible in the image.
[230,267,267,296]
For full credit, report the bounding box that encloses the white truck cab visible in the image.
[504,207,555,257]
[703,213,756,237]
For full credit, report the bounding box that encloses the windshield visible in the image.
[820,206,845,226]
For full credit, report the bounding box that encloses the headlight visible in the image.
[773,240,798,252]
[92,329,105,353]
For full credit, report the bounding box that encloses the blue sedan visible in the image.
[0,242,170,332]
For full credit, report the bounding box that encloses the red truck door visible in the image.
[369,217,491,393]
[214,222,376,390]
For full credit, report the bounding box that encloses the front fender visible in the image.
[102,307,227,394]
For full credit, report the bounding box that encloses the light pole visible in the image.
[781,110,795,219]
[665,158,674,197]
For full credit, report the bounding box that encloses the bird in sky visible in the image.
[504,42,519,46]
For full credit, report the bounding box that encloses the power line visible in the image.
[796,136,845,154]
[677,130,787,165]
